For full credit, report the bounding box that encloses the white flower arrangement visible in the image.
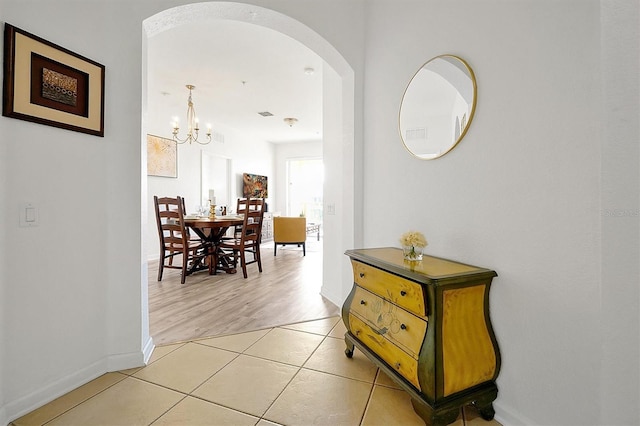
[399,231,427,248]
[400,231,427,261]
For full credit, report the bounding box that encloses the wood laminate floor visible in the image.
[148,237,340,345]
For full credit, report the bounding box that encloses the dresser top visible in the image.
[345,247,496,283]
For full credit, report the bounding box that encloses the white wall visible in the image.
[1,1,638,425]
[0,80,7,423]
[0,0,362,423]
[1,2,148,422]
[321,60,357,304]
[362,0,638,425]
[600,1,640,424]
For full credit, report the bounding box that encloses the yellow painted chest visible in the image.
[342,248,500,426]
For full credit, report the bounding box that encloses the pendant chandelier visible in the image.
[171,84,211,145]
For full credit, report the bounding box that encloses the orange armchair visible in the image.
[273,217,307,256]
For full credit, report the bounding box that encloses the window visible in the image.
[286,158,323,225]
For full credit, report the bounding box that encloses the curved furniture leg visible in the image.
[474,401,495,421]
[344,339,354,358]
[472,389,497,421]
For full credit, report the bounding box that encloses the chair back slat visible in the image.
[239,198,265,245]
[154,195,207,283]
[155,196,190,247]
[220,197,265,278]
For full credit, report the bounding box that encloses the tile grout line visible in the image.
[358,369,381,426]
[256,364,304,424]
[125,349,252,425]
[186,348,242,395]
[37,320,342,426]
[129,343,245,397]
[255,322,349,425]
[146,394,190,426]
[40,372,130,426]
[255,329,331,424]
[144,342,188,366]
[183,393,263,423]
[168,325,329,424]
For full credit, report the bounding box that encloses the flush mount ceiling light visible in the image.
[171,84,211,145]
[304,67,315,75]
[283,117,298,127]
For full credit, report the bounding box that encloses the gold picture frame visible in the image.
[147,134,177,178]
[2,23,105,136]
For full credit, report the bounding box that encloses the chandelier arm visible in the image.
[172,134,189,144]
[171,84,211,145]
[195,134,212,145]
[172,127,191,144]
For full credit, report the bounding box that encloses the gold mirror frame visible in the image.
[399,55,477,160]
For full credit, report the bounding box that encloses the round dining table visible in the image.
[183,215,244,274]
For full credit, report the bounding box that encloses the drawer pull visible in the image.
[400,290,407,296]
[359,272,365,278]
[360,300,366,305]
[394,362,401,369]
[400,323,407,330]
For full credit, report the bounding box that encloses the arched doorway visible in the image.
[142,2,355,347]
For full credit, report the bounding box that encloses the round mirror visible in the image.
[399,55,477,160]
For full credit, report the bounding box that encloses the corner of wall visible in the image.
[2,358,106,425]
[320,283,343,309]
[106,347,148,373]
[142,336,155,365]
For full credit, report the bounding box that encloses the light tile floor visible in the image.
[12,317,501,426]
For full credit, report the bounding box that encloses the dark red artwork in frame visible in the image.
[2,23,105,136]
[30,52,90,117]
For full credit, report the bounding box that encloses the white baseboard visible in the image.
[142,336,155,364]
[320,284,344,310]
[106,348,148,372]
[493,401,535,426]
[3,358,106,425]
[3,348,148,425]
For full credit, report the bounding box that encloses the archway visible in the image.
[141,2,355,348]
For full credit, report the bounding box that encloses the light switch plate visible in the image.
[20,203,39,227]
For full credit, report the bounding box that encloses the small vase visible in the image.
[403,245,423,261]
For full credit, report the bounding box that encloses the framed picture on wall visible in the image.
[147,134,177,178]
[243,173,268,198]
[2,23,105,136]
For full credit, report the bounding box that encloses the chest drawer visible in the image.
[348,313,420,390]
[350,286,427,358]
[352,260,426,317]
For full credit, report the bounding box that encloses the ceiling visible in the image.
[147,19,324,144]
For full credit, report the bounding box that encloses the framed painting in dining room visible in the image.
[2,23,105,136]
[147,134,177,178]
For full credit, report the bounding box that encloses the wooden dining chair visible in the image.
[154,196,209,284]
[219,198,265,278]
[219,197,250,243]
